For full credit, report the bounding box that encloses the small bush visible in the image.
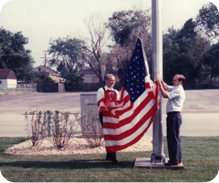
[81,111,103,148]
[25,111,48,147]
[52,111,80,149]
[25,111,80,149]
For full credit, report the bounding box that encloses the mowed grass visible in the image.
[0,137,218,182]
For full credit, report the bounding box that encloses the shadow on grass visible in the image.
[0,159,134,170]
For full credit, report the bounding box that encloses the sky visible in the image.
[0,0,218,68]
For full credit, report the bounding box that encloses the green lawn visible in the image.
[0,137,218,182]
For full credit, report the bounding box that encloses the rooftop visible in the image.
[0,69,17,79]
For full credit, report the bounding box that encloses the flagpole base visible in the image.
[134,157,184,170]
[150,153,165,164]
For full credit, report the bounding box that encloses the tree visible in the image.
[107,9,151,47]
[81,15,110,83]
[0,28,34,82]
[196,2,219,79]
[64,69,84,91]
[204,42,219,79]
[177,19,197,40]
[196,2,219,42]
[163,27,181,83]
[179,36,209,81]
[106,9,152,82]
[56,62,84,91]
[163,19,210,84]
[105,43,134,83]
[48,37,85,72]
[48,37,85,89]
[48,16,109,84]
[177,19,201,81]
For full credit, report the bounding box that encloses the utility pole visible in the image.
[151,0,165,163]
[40,52,50,67]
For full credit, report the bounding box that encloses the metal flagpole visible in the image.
[151,0,165,163]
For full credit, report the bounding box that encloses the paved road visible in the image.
[146,113,219,137]
[0,90,219,137]
[0,115,26,137]
[0,92,80,137]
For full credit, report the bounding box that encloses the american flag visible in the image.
[97,38,159,152]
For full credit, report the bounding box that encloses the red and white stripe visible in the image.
[97,78,159,152]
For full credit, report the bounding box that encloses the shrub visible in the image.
[52,111,80,149]
[25,110,80,149]
[25,111,48,147]
[80,111,103,148]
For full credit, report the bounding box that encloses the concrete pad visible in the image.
[134,157,184,170]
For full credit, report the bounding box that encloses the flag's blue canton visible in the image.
[124,39,147,103]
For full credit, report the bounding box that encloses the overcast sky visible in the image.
[0,0,218,67]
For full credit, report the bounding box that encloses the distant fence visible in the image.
[1,80,217,94]
[66,80,219,92]
[37,83,65,93]
[0,84,37,94]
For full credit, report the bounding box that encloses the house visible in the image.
[79,68,100,83]
[0,69,17,89]
[212,77,219,87]
[78,66,108,83]
[78,66,122,85]
[34,65,65,83]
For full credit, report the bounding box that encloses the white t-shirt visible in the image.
[166,85,185,113]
